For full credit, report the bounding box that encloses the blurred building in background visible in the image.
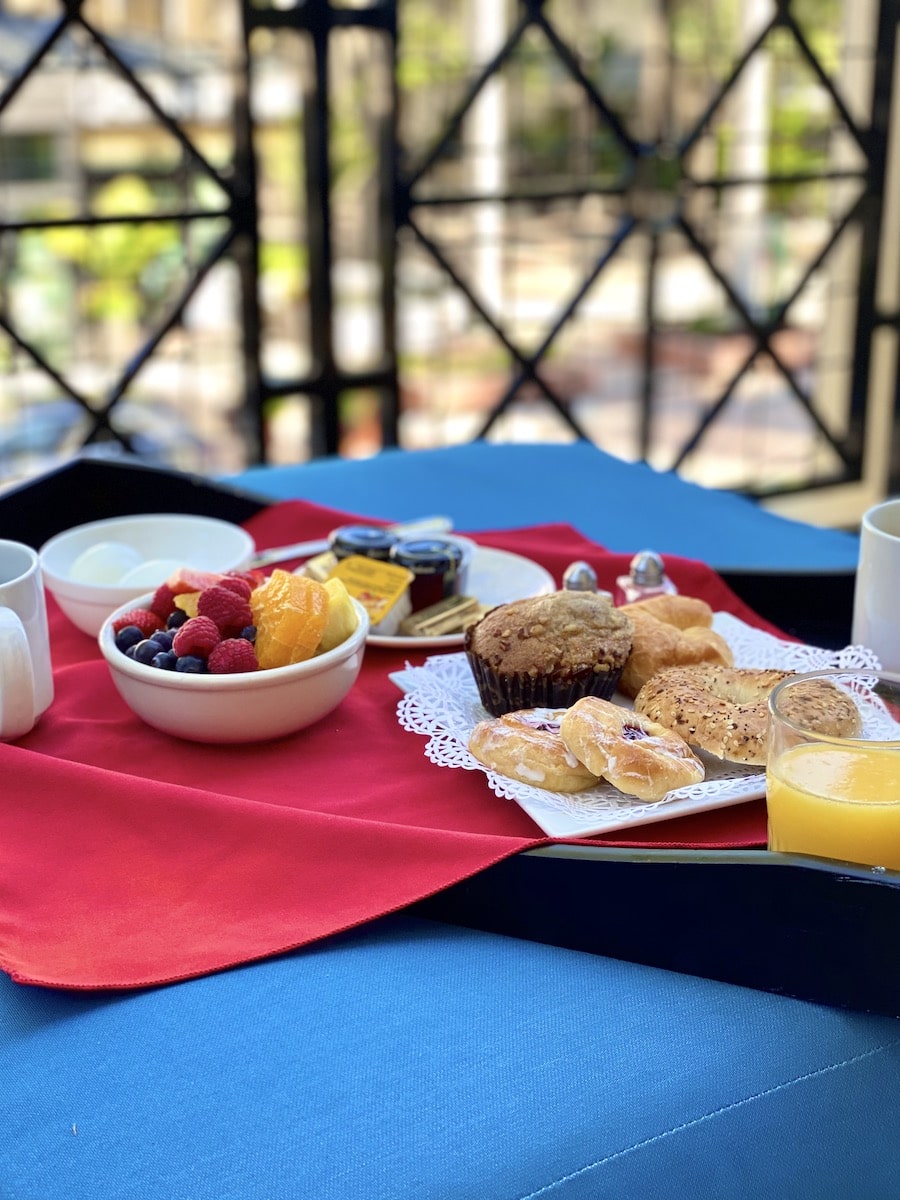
[1,0,898,528]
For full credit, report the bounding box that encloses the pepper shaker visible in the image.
[615,550,677,604]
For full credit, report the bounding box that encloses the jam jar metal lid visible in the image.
[389,537,464,575]
[328,524,399,560]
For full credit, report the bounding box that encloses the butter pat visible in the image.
[299,550,339,582]
[329,555,413,635]
[399,594,482,637]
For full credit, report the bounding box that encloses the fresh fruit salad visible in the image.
[111,567,359,675]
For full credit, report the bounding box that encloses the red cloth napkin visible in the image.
[0,501,780,991]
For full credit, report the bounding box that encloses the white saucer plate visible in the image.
[367,546,555,649]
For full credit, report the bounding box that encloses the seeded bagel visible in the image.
[633,665,793,765]
[634,666,864,765]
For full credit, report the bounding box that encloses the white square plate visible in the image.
[392,613,881,839]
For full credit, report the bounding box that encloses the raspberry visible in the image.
[197,585,253,637]
[217,576,253,601]
[172,615,220,658]
[112,608,164,637]
[208,638,259,674]
[149,582,177,620]
[227,568,266,591]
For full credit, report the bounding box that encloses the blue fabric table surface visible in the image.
[5,446,892,1198]
[4,916,899,1200]
[227,442,861,572]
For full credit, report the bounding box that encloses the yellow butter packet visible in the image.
[328,555,413,633]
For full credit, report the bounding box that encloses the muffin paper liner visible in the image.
[465,651,624,717]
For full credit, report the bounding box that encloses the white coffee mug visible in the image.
[0,540,54,740]
[852,497,900,671]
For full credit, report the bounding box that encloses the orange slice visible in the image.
[251,570,329,668]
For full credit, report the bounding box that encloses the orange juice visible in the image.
[767,743,900,869]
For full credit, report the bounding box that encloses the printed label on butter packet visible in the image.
[329,555,414,631]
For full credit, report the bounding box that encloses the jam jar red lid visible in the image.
[389,537,465,609]
[328,525,399,561]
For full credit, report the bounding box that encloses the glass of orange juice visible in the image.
[766,670,900,870]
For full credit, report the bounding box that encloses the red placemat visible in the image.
[0,501,780,991]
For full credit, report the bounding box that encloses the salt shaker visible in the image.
[561,561,616,604]
[615,550,677,604]
[561,560,598,592]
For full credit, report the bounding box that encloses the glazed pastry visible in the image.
[468,708,600,793]
[559,696,705,802]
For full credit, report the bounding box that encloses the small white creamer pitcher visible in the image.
[0,539,54,740]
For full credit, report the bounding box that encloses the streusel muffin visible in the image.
[464,590,633,717]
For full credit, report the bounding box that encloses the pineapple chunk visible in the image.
[174,590,201,619]
[318,577,360,652]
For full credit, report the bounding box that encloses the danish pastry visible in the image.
[467,708,600,793]
[559,696,705,802]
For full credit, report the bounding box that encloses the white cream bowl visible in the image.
[40,514,256,637]
[98,592,369,743]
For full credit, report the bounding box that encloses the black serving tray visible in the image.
[0,453,267,549]
[410,846,900,1019]
[717,566,855,650]
[4,452,890,1015]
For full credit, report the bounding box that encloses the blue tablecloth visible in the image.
[4,448,894,1199]
[4,916,900,1199]
[228,442,861,571]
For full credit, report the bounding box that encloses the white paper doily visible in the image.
[392,613,882,839]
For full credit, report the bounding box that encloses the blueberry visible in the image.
[130,639,160,666]
[150,630,174,651]
[239,625,257,643]
[167,610,189,630]
[152,650,178,671]
[115,625,145,654]
[175,655,208,674]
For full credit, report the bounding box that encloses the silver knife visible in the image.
[247,515,454,570]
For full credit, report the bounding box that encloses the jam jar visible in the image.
[389,537,466,611]
[328,524,399,562]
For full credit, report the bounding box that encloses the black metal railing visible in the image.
[0,0,897,497]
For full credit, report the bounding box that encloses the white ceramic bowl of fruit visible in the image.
[40,513,256,637]
[97,567,369,743]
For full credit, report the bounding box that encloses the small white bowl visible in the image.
[98,593,369,743]
[40,514,256,637]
